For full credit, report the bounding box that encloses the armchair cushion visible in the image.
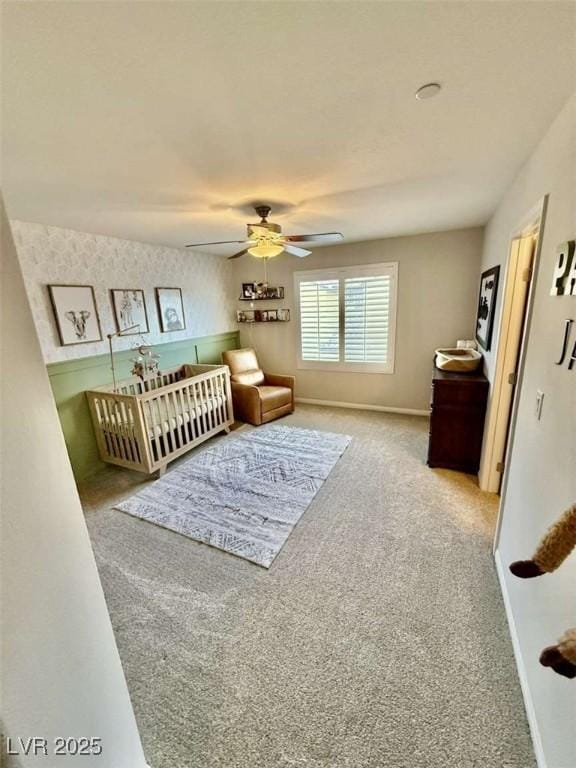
[265,373,295,390]
[224,348,260,379]
[234,368,265,386]
[258,386,293,413]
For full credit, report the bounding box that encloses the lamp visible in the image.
[247,243,284,259]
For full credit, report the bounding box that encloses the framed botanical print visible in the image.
[155,287,186,332]
[475,266,500,350]
[110,289,149,335]
[48,284,102,346]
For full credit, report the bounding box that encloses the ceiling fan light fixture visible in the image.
[247,243,285,259]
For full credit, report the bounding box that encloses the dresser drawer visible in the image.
[431,380,488,407]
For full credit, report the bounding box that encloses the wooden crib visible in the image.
[86,364,233,476]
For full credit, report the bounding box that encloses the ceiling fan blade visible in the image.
[186,239,249,248]
[284,244,312,258]
[227,249,249,260]
[284,232,344,244]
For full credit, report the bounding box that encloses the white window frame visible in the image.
[294,262,398,374]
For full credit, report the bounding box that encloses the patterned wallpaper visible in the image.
[11,220,236,363]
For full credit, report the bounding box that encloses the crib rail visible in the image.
[86,364,233,475]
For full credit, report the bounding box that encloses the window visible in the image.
[295,262,398,373]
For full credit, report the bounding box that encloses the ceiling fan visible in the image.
[186,205,343,260]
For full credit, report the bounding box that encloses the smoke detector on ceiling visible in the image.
[415,82,442,100]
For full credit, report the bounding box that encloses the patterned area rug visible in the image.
[115,425,351,567]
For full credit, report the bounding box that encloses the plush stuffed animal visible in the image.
[509,502,576,679]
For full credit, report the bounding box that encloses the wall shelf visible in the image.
[236,319,290,324]
[238,296,283,302]
[240,283,284,301]
[237,308,290,323]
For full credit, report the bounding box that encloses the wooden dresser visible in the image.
[427,366,489,474]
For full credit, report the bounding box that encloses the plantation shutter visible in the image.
[344,275,391,363]
[299,279,340,361]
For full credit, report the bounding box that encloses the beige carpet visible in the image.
[81,405,535,768]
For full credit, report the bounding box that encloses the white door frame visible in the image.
[490,195,548,551]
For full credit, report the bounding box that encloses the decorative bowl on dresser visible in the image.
[427,365,489,474]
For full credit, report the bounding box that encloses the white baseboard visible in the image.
[295,397,430,417]
[494,550,546,768]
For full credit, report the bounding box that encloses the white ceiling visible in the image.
[2,1,575,253]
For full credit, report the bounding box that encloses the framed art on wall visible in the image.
[48,284,102,346]
[475,265,500,350]
[242,282,256,299]
[110,289,149,334]
[155,287,186,332]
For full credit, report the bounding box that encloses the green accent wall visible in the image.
[47,331,240,482]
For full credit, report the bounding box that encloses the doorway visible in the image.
[484,198,548,548]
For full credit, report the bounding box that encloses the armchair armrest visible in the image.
[264,373,295,390]
[231,381,262,425]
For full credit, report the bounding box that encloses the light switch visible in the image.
[535,390,544,420]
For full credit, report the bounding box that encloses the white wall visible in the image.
[233,227,483,411]
[11,220,236,363]
[483,94,575,768]
[1,200,148,766]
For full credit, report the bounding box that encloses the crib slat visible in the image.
[217,373,226,424]
[154,394,164,456]
[204,379,214,432]
[217,372,226,425]
[208,376,219,428]
[177,387,189,445]
[190,381,201,439]
[184,384,196,442]
[170,390,181,450]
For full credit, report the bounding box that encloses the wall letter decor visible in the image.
[550,240,576,296]
[555,319,574,365]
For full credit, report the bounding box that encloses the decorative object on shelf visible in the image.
[130,344,161,382]
[237,309,255,323]
[550,239,576,296]
[155,287,185,332]
[110,289,149,334]
[48,284,102,346]
[186,203,343,261]
[239,284,285,300]
[475,265,500,350]
[236,309,290,323]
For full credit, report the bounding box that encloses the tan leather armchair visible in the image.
[222,348,295,426]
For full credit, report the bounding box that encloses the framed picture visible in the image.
[475,266,500,350]
[267,309,278,321]
[258,310,269,322]
[155,287,186,332]
[48,284,102,346]
[242,282,256,299]
[110,289,149,334]
[278,308,290,321]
